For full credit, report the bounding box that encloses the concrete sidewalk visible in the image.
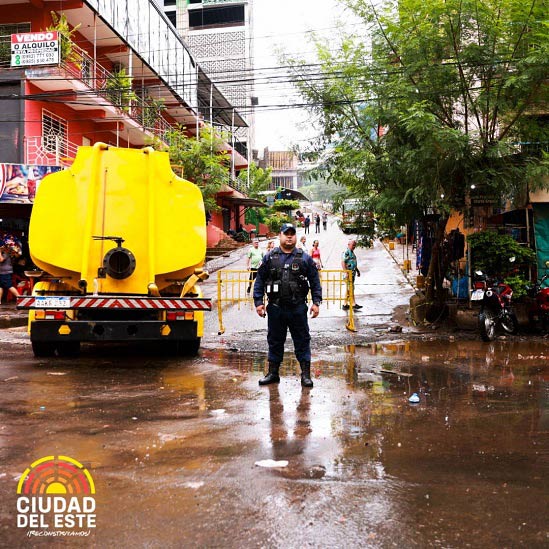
[380,239,419,291]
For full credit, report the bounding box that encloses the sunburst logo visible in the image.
[17,456,95,496]
[16,456,96,533]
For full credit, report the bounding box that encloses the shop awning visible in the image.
[222,197,268,208]
[277,188,310,201]
[258,189,310,202]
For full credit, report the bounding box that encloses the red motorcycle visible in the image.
[527,261,549,334]
[473,272,518,341]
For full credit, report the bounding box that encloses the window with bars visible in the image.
[0,23,31,65]
[42,110,68,155]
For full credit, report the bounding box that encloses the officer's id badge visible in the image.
[291,263,300,271]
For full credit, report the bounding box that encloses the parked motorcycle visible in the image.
[527,260,549,334]
[471,270,518,341]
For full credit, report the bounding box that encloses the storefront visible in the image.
[0,163,61,293]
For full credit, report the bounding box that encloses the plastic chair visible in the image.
[6,274,32,302]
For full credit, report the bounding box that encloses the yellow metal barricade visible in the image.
[319,269,356,332]
[217,269,355,334]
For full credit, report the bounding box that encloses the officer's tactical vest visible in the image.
[266,248,309,305]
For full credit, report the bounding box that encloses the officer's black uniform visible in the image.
[253,244,322,387]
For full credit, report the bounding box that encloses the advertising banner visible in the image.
[0,164,62,204]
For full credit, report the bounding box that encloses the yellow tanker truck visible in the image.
[17,144,211,357]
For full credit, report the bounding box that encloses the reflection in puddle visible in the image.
[2,340,547,547]
[206,339,548,486]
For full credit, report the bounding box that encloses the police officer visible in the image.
[253,223,322,388]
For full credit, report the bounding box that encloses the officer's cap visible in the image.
[280,223,296,234]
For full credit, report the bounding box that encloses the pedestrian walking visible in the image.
[0,247,20,304]
[315,213,321,233]
[298,235,308,254]
[311,240,323,270]
[341,239,362,311]
[253,223,322,388]
[322,212,328,231]
[304,215,311,234]
[246,239,264,294]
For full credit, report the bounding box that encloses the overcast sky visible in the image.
[252,0,359,153]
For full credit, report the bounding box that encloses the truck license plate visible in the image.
[34,296,71,308]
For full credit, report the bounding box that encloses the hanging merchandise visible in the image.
[0,231,22,258]
[418,235,432,276]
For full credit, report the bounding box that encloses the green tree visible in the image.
[288,0,548,309]
[236,162,272,199]
[162,125,231,212]
[237,162,272,227]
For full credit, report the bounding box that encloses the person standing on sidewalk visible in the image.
[253,223,322,388]
[0,248,20,304]
[304,215,311,234]
[341,239,362,311]
[246,239,264,294]
[314,213,321,233]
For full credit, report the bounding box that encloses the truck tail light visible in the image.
[36,310,66,320]
[166,311,194,321]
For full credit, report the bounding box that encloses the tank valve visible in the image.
[93,236,136,280]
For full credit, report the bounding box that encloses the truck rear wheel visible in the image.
[31,341,56,357]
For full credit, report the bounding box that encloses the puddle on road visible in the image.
[1,339,547,546]
[207,340,547,481]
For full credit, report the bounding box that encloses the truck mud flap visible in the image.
[30,320,198,342]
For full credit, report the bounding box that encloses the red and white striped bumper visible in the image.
[17,296,211,311]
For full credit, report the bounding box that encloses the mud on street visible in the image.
[0,233,548,547]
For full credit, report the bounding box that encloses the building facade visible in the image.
[259,148,298,191]
[161,0,254,165]
[0,0,249,248]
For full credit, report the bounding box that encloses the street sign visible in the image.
[11,31,60,67]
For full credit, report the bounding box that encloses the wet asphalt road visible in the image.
[0,218,548,547]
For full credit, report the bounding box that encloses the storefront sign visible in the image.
[0,164,62,204]
[11,31,59,67]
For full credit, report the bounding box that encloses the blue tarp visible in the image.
[533,203,549,287]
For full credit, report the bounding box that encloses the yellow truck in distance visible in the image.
[17,144,211,357]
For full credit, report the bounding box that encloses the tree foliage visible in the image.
[288,0,548,304]
[467,230,536,276]
[270,199,301,212]
[162,125,231,212]
[289,0,547,221]
[236,162,272,199]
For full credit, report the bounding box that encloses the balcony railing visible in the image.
[34,36,175,144]
[25,135,79,166]
[60,37,175,141]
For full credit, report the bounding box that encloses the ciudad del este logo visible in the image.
[16,456,96,530]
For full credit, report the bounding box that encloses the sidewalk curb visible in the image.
[0,315,27,330]
[380,240,418,293]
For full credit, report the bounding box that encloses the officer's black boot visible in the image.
[300,362,314,388]
[259,362,280,385]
